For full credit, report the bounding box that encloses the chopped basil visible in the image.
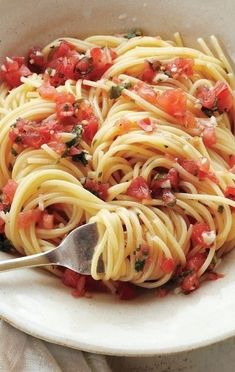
[11,148,18,156]
[66,125,83,148]
[217,205,224,214]
[124,29,143,39]
[109,82,132,99]
[0,237,14,253]
[135,258,146,272]
[72,151,88,166]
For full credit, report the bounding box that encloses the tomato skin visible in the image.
[185,252,206,272]
[38,81,57,99]
[82,117,99,144]
[49,40,74,61]
[137,117,154,132]
[134,82,157,104]
[2,180,18,205]
[140,61,155,83]
[228,155,235,168]
[197,86,216,109]
[214,81,233,112]
[41,213,54,229]
[126,176,151,200]
[116,281,138,300]
[28,47,45,73]
[179,160,198,175]
[84,179,109,201]
[167,168,179,188]
[191,222,210,246]
[165,58,194,78]
[156,89,187,118]
[72,276,86,297]
[161,258,174,273]
[62,268,80,288]
[181,272,200,293]
[18,209,42,229]
[203,127,217,147]
[225,186,235,201]
[0,56,31,88]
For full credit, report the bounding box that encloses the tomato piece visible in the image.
[87,47,116,80]
[28,46,45,73]
[167,168,179,188]
[18,209,42,229]
[181,272,200,293]
[197,157,210,173]
[0,217,5,233]
[228,155,235,168]
[2,180,18,205]
[165,58,194,78]
[203,127,217,147]
[48,141,67,155]
[74,100,94,121]
[49,41,74,61]
[198,170,219,184]
[156,88,187,118]
[183,111,196,128]
[72,275,86,297]
[116,281,138,300]
[82,116,99,144]
[84,179,109,201]
[62,268,80,288]
[126,176,151,200]
[0,56,31,88]
[161,257,174,273]
[197,86,216,109]
[156,288,168,297]
[85,276,109,293]
[134,82,157,104]
[162,189,176,206]
[214,81,233,112]
[225,186,235,201]
[137,117,154,132]
[41,213,54,229]
[74,56,93,77]
[38,81,57,99]
[140,61,155,83]
[185,252,207,272]
[179,160,198,175]
[191,222,210,246]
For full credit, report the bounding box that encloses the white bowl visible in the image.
[0,0,235,356]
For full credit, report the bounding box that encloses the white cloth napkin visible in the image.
[0,321,111,372]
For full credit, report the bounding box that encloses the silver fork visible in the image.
[0,223,103,274]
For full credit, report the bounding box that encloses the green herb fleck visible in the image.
[218,205,224,214]
[66,125,83,148]
[135,258,146,272]
[11,148,18,156]
[72,151,88,166]
[124,29,143,39]
[110,85,124,99]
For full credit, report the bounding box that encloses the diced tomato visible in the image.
[156,288,168,297]
[140,61,155,83]
[162,189,176,206]
[48,141,67,155]
[74,56,93,77]
[74,100,94,121]
[179,160,198,175]
[203,127,217,147]
[62,268,80,288]
[137,117,154,132]
[49,40,74,61]
[85,276,109,293]
[56,102,75,122]
[191,222,210,246]
[167,168,179,188]
[225,186,235,201]
[126,176,151,200]
[197,157,210,173]
[116,281,138,300]
[183,111,196,128]
[181,272,200,293]
[88,47,116,80]
[228,155,235,168]
[2,180,18,205]
[41,213,54,229]
[133,81,157,104]
[185,252,207,272]
[214,81,233,113]
[0,56,31,88]
[198,170,219,184]
[82,117,99,144]
[73,275,86,297]
[9,117,62,149]
[27,46,45,73]
[197,86,216,109]
[165,58,194,78]
[156,88,187,118]
[161,257,174,273]
[84,179,109,200]
[0,217,5,233]
[18,209,42,229]
[38,81,57,99]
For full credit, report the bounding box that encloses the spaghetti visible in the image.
[0,31,234,297]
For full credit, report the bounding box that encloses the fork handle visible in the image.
[0,250,53,272]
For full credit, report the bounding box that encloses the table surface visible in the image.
[107,337,235,372]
